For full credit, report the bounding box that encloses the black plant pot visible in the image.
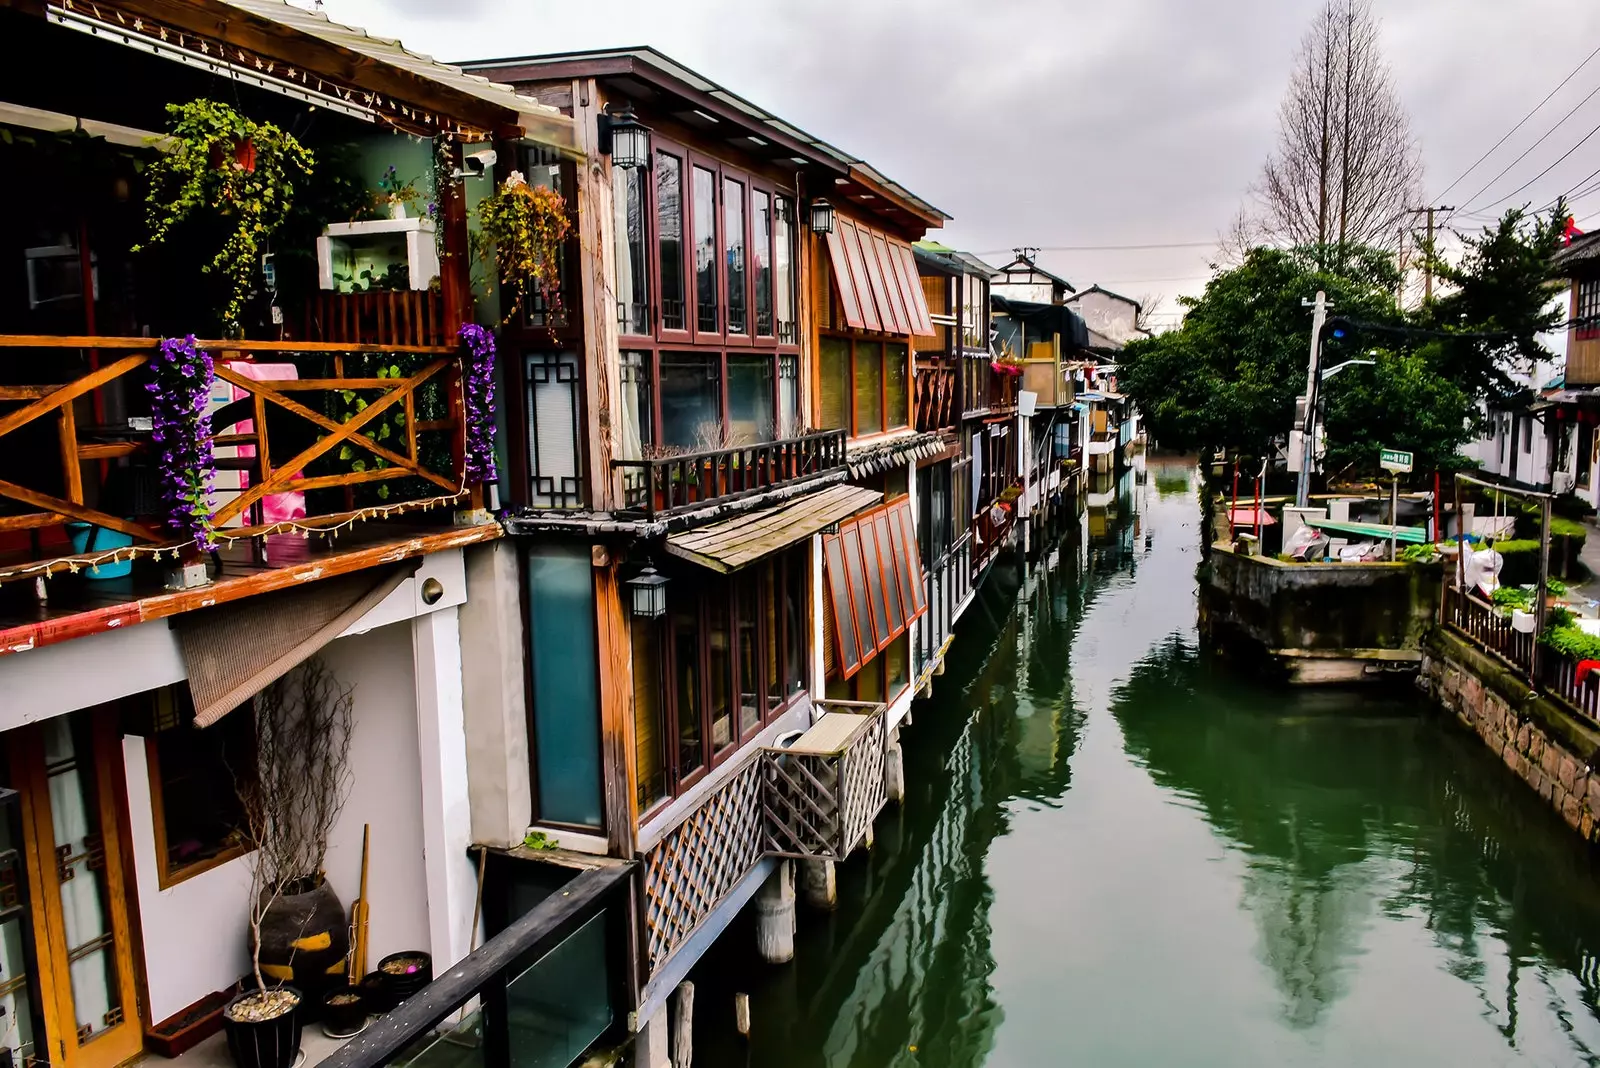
[375,951,432,1005]
[358,972,395,1014]
[320,986,368,1039]
[221,986,302,1068]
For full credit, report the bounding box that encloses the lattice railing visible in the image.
[761,703,888,861]
[639,755,764,973]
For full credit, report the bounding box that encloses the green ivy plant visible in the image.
[135,100,314,337]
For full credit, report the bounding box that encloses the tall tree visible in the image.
[1257,0,1421,262]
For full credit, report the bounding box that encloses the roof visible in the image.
[993,254,1075,294]
[457,47,946,225]
[913,242,1001,279]
[1066,285,1143,314]
[1555,231,1600,271]
[664,484,882,573]
[990,294,1090,349]
[182,0,577,149]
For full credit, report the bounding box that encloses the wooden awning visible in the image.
[665,484,883,573]
[825,218,935,337]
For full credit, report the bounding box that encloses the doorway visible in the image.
[0,709,142,1068]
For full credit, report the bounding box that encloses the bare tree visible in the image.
[1134,292,1168,334]
[1256,0,1420,262]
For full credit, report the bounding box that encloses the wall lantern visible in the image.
[626,565,670,619]
[600,106,651,170]
[809,198,836,235]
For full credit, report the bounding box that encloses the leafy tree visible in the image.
[1319,346,1478,475]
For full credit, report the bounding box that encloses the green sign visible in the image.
[1379,448,1413,473]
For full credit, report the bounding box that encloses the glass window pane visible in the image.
[631,617,668,811]
[672,598,703,781]
[764,562,783,712]
[841,523,878,654]
[724,178,746,334]
[775,197,796,343]
[707,584,734,753]
[886,633,910,699]
[526,548,602,827]
[854,341,883,436]
[819,338,851,433]
[894,503,926,615]
[886,342,909,429]
[778,355,800,440]
[660,353,722,450]
[737,573,762,740]
[526,352,584,509]
[823,535,860,674]
[693,166,718,333]
[873,511,906,632]
[857,519,890,651]
[657,152,685,331]
[619,351,652,462]
[612,164,649,334]
[752,190,773,336]
[728,356,775,445]
[505,913,613,1068]
[839,223,881,332]
[824,229,865,330]
[870,233,908,334]
[784,549,806,696]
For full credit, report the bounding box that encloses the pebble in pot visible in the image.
[376,951,433,1006]
[320,986,368,1039]
[222,986,302,1068]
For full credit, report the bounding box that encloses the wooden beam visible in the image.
[0,478,158,542]
[0,355,147,441]
[593,560,639,857]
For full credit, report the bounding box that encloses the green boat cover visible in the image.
[1304,517,1429,544]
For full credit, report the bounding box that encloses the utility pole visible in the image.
[1410,205,1455,302]
[1295,291,1332,509]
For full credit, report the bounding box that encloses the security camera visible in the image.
[455,148,498,179]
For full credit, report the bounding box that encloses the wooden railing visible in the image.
[1443,586,1534,674]
[0,335,467,581]
[613,429,846,519]
[973,501,1016,575]
[762,701,887,862]
[303,290,449,348]
[914,359,958,433]
[915,532,973,670]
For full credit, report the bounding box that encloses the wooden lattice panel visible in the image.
[762,707,888,860]
[839,713,888,853]
[641,756,764,973]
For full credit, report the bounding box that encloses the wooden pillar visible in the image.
[754,860,796,964]
[884,732,906,805]
[671,981,694,1068]
[798,858,836,911]
[438,140,473,331]
[572,78,622,513]
[593,548,638,857]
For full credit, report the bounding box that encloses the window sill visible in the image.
[156,844,251,891]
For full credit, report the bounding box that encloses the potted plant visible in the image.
[135,99,314,338]
[319,985,368,1039]
[375,165,420,220]
[474,171,571,324]
[223,657,354,1068]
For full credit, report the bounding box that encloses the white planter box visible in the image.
[316,217,439,292]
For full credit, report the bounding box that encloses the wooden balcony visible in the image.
[915,532,973,669]
[612,430,847,520]
[302,290,450,348]
[914,359,959,432]
[0,335,469,583]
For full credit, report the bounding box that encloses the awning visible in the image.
[665,484,883,573]
[825,217,934,337]
[175,564,413,726]
[1304,518,1428,544]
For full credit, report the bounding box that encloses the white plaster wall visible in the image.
[119,620,433,1022]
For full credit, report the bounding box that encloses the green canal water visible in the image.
[690,455,1600,1067]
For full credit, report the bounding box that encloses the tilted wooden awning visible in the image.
[825,218,935,337]
[665,484,883,573]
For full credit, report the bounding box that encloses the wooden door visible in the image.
[10,710,142,1068]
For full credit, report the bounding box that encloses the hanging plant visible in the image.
[146,335,218,551]
[458,323,498,484]
[135,100,314,338]
[473,171,571,324]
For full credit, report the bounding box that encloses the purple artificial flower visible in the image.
[457,323,499,485]
[149,335,218,551]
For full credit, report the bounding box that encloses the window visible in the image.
[724,177,747,334]
[137,685,253,887]
[778,355,801,439]
[657,151,686,332]
[613,164,649,334]
[660,352,722,449]
[752,191,773,337]
[693,166,718,333]
[630,546,811,807]
[818,337,910,438]
[728,355,775,445]
[1578,277,1600,340]
[823,499,926,679]
[526,547,603,828]
[518,153,570,330]
[620,351,653,461]
[525,351,585,509]
[962,274,989,351]
[775,197,797,343]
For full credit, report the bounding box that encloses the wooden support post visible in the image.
[754,861,795,964]
[884,736,906,806]
[634,1007,671,1068]
[734,993,751,1038]
[671,981,694,1068]
[798,858,836,912]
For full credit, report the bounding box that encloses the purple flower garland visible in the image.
[146,335,218,551]
[458,323,499,484]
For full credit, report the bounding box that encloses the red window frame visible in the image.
[823,499,927,680]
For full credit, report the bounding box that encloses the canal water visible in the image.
[690,454,1600,1067]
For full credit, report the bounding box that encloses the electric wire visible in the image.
[1463,117,1600,217]
[1453,80,1600,217]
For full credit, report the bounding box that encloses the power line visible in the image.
[1435,42,1600,202]
[1453,79,1600,216]
[1469,117,1600,216]
[971,241,1216,255]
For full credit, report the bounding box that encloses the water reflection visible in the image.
[697,455,1600,1067]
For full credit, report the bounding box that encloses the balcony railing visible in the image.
[613,429,846,519]
[1443,586,1534,674]
[914,359,958,433]
[915,532,973,669]
[302,289,449,348]
[0,335,468,581]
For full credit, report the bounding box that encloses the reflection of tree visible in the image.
[1114,638,1600,1052]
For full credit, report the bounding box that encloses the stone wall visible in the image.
[1422,629,1600,844]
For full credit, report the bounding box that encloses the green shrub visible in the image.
[1494,539,1542,585]
[1491,585,1534,611]
[1541,624,1600,663]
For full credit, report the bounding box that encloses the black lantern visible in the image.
[601,107,651,171]
[626,565,670,619]
[809,198,835,235]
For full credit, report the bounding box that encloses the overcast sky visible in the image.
[328,0,1600,323]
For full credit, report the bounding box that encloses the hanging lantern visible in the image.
[626,565,670,619]
[809,198,835,235]
[603,106,651,171]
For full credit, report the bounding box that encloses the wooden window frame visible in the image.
[144,736,251,890]
[1578,276,1600,341]
[824,500,927,680]
[819,332,913,441]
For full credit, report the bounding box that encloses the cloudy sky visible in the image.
[328,0,1600,323]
